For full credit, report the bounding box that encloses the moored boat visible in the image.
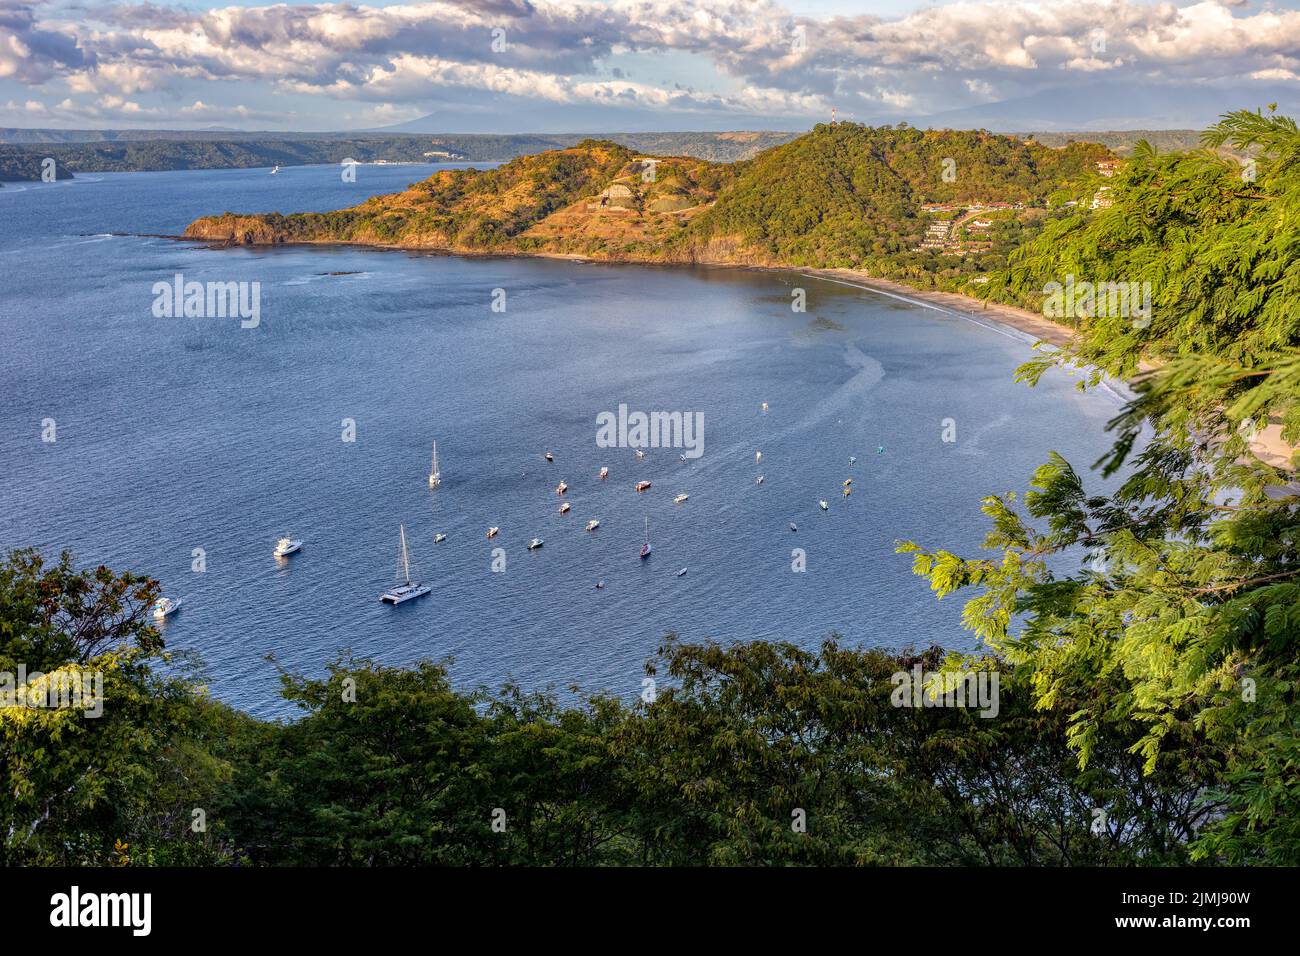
[635,480,651,492]
[273,536,302,557]
[674,494,689,504]
[586,519,600,531]
[559,502,571,514]
[380,525,432,604]
[528,537,544,550]
[486,526,499,539]
[599,466,609,479]
[152,596,182,619]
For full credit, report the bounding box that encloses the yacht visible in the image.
[599,466,609,480]
[428,441,441,488]
[635,480,651,492]
[486,526,499,539]
[819,500,829,511]
[556,480,568,495]
[640,517,652,559]
[273,536,302,557]
[528,537,544,550]
[559,502,571,514]
[152,596,182,619]
[380,524,431,604]
[674,494,689,504]
[586,519,600,531]
[435,533,446,543]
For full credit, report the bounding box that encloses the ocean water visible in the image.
[0,165,1126,717]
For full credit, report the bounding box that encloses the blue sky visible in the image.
[4,0,1300,132]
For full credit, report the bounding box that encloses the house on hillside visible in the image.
[588,182,636,211]
[1097,160,1120,177]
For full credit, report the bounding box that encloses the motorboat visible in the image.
[673,494,689,504]
[528,537,544,550]
[152,597,182,619]
[273,537,302,557]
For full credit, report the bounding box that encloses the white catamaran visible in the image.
[427,441,441,488]
[380,524,432,604]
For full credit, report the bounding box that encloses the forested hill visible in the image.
[184,123,1110,282]
[0,131,796,178]
[0,145,73,184]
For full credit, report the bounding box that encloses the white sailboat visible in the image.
[380,524,432,604]
[428,441,441,488]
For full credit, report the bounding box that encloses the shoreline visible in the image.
[175,233,1296,470]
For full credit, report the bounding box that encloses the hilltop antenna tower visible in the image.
[831,106,837,126]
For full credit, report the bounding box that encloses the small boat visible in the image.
[877,446,885,455]
[595,580,606,589]
[486,526,499,539]
[556,481,568,495]
[756,475,764,484]
[428,441,441,489]
[843,486,852,497]
[586,519,600,531]
[559,502,571,514]
[843,478,853,487]
[679,453,687,463]
[635,480,651,492]
[545,452,554,462]
[640,517,652,559]
[152,596,182,619]
[635,449,646,460]
[819,500,829,511]
[755,451,762,463]
[270,165,280,174]
[849,456,857,466]
[599,466,609,480]
[789,522,798,532]
[528,537,544,550]
[676,567,687,577]
[761,402,768,412]
[380,525,432,604]
[273,536,302,557]
[434,533,446,543]
[674,494,689,504]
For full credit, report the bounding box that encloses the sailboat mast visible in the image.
[399,524,411,584]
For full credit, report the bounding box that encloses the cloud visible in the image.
[7,0,1300,126]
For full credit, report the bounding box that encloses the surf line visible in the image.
[800,273,1040,346]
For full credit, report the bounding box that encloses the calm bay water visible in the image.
[0,165,1125,716]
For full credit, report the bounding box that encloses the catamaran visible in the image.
[428,441,441,488]
[380,524,432,604]
[640,517,652,559]
[152,596,182,619]
[273,536,302,557]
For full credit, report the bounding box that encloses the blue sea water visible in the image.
[0,164,1126,717]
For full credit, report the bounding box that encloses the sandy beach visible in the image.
[798,267,1296,471]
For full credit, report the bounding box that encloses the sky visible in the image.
[3,0,1300,132]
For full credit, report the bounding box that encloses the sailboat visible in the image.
[380,524,432,604]
[428,441,441,488]
[640,517,652,559]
